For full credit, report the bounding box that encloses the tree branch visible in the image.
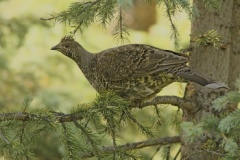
[81,136,181,158]
[142,96,194,111]
[0,96,194,123]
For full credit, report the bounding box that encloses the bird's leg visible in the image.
[131,100,144,108]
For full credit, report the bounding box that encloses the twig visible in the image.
[41,0,101,35]
[71,0,100,35]
[163,0,179,48]
[125,111,153,138]
[81,136,181,158]
[150,145,161,160]
[0,112,50,122]
[40,15,56,21]
[182,150,204,160]
[0,129,10,144]
[182,148,224,160]
[201,149,224,156]
[73,120,101,158]
[173,147,181,160]
[0,111,83,122]
[166,145,171,160]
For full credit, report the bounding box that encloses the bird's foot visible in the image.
[131,100,144,108]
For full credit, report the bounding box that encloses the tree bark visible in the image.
[181,0,240,159]
[228,0,240,90]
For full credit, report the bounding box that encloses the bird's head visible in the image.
[51,36,82,59]
[51,36,93,69]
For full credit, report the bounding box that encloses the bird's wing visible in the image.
[96,44,189,81]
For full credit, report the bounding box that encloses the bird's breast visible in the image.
[92,72,184,100]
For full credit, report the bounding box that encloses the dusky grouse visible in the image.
[51,36,227,105]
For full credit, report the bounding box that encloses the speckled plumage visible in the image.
[51,36,227,104]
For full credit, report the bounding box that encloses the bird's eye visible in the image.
[65,45,70,48]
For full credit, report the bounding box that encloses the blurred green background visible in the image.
[0,0,190,159]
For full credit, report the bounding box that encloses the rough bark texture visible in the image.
[228,0,240,90]
[181,0,240,159]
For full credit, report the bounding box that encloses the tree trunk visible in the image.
[228,0,240,90]
[181,0,240,159]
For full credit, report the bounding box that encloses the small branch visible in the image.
[71,0,100,35]
[41,0,101,35]
[166,145,171,160]
[163,0,180,48]
[201,149,224,156]
[118,7,124,42]
[40,15,56,21]
[125,110,153,138]
[0,129,10,144]
[81,136,181,158]
[0,112,83,123]
[173,147,181,160]
[0,112,49,121]
[73,120,101,158]
[142,96,194,111]
[150,145,161,160]
[182,150,204,160]
[182,148,224,160]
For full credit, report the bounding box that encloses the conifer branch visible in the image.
[0,129,10,144]
[150,145,162,159]
[163,0,180,48]
[61,122,78,158]
[41,0,101,34]
[125,111,154,138]
[73,120,101,158]
[113,6,129,43]
[0,112,51,122]
[100,107,118,150]
[0,96,193,123]
[81,136,181,158]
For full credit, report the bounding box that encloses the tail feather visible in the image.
[176,68,229,89]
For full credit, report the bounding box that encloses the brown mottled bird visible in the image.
[51,36,227,105]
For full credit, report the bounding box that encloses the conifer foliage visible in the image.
[42,0,194,45]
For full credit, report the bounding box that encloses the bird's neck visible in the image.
[70,47,94,73]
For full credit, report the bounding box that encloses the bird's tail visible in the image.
[176,67,229,89]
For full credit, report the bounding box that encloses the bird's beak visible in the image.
[51,44,60,50]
